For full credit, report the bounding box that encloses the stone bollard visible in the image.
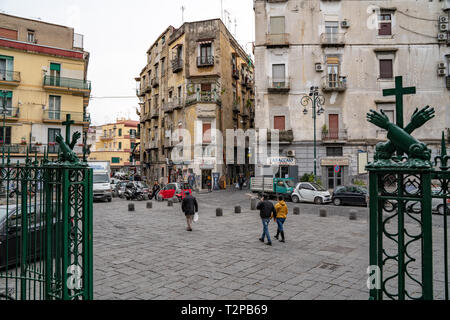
[146,202,152,209]
[168,200,173,207]
[251,198,257,210]
[349,209,357,221]
[294,207,300,215]
[319,208,327,217]
[235,206,241,214]
[216,208,223,217]
[128,203,135,212]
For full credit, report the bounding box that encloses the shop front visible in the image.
[320,157,350,190]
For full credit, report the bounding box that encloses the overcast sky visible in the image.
[1,0,255,126]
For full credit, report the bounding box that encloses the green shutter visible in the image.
[1,91,13,98]
[112,157,120,164]
[0,55,14,61]
[50,63,61,71]
[118,142,122,150]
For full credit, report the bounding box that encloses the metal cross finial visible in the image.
[62,114,75,145]
[383,76,416,129]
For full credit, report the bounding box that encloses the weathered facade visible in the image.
[254,0,450,189]
[136,19,254,189]
[0,13,90,162]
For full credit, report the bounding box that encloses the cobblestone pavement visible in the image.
[93,190,448,300]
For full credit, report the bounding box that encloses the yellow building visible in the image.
[0,13,90,161]
[136,19,254,188]
[88,120,140,173]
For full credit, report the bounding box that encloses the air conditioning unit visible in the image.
[438,62,446,69]
[287,150,296,157]
[315,63,324,72]
[440,22,449,31]
[440,16,449,23]
[438,33,448,41]
[341,20,350,28]
[438,68,447,76]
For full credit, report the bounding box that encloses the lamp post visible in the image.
[301,86,325,178]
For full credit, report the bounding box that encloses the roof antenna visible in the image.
[181,6,185,24]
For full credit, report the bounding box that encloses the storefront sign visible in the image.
[267,157,297,166]
[321,157,350,167]
[358,152,369,174]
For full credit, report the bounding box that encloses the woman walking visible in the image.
[274,196,288,243]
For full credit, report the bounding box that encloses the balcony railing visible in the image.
[266,33,290,47]
[164,98,185,113]
[0,69,21,84]
[267,129,294,143]
[322,76,347,92]
[232,67,240,79]
[172,59,183,73]
[233,101,240,113]
[43,111,90,123]
[1,107,20,119]
[151,77,159,88]
[0,143,83,154]
[320,33,346,46]
[322,129,348,142]
[151,108,159,119]
[186,91,221,105]
[43,75,91,91]
[197,56,214,67]
[446,75,450,90]
[267,77,290,92]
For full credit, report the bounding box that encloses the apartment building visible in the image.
[136,19,254,188]
[254,0,450,189]
[0,13,91,161]
[88,120,140,173]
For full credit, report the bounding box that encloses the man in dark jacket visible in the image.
[256,194,277,246]
[150,181,160,200]
[181,191,198,231]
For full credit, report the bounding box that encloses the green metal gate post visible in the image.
[422,171,433,299]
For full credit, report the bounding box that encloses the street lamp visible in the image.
[301,86,325,178]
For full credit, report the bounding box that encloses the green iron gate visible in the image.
[0,122,93,300]
[367,77,449,300]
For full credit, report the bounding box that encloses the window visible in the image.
[202,123,211,144]
[326,147,343,157]
[378,12,392,36]
[48,128,61,153]
[27,30,35,43]
[0,126,11,144]
[118,142,122,150]
[48,95,61,120]
[379,59,393,79]
[49,63,61,86]
[325,21,339,42]
[274,116,286,131]
[0,91,12,116]
[272,64,286,85]
[327,59,340,88]
[381,109,395,123]
[161,58,166,77]
[118,128,122,136]
[270,16,285,34]
[162,36,166,45]
[0,55,14,81]
[199,43,212,64]
[112,157,120,164]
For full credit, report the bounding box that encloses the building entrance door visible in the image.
[201,169,212,190]
[327,166,342,190]
[329,114,339,139]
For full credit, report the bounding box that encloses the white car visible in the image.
[291,182,332,205]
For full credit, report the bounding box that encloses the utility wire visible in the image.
[89,96,138,99]
[397,10,439,22]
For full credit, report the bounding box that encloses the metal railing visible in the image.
[322,76,347,91]
[186,91,221,105]
[0,69,21,83]
[43,75,91,91]
[322,129,348,141]
[43,111,88,122]
[172,59,183,73]
[267,77,291,91]
[266,33,290,47]
[320,32,346,46]
[151,77,159,88]
[232,67,239,79]
[197,56,214,67]
[267,129,294,143]
[1,107,19,118]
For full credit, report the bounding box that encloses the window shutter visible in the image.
[203,123,212,143]
[274,116,286,131]
[270,17,285,34]
[50,63,61,72]
[272,64,285,81]
[379,59,393,78]
[379,22,391,36]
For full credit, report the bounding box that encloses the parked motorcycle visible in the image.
[124,183,145,201]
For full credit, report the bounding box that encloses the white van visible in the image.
[291,182,332,205]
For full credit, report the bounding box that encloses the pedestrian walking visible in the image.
[256,193,276,246]
[150,181,160,200]
[181,191,198,232]
[274,196,288,243]
[238,174,244,190]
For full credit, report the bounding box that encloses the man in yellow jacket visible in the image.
[274,196,288,243]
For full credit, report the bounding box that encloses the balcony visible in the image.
[446,76,450,90]
[322,76,347,92]
[186,91,221,106]
[172,59,183,73]
[144,81,152,92]
[43,75,91,94]
[320,33,346,47]
[197,56,214,67]
[164,98,185,113]
[232,67,240,79]
[43,111,90,124]
[267,77,290,93]
[151,77,159,88]
[322,129,348,143]
[233,101,240,113]
[151,108,159,119]
[268,129,294,144]
[0,143,83,155]
[0,70,21,86]
[266,33,289,47]
[1,107,20,121]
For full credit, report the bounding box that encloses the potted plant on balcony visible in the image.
[322,124,328,137]
[20,137,26,145]
[35,142,42,146]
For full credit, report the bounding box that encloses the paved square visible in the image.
[92,190,447,300]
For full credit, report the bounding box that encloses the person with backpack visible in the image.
[274,196,288,243]
[256,193,277,246]
[181,191,198,232]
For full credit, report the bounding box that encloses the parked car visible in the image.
[332,186,368,207]
[405,185,449,215]
[156,182,192,201]
[291,182,332,204]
